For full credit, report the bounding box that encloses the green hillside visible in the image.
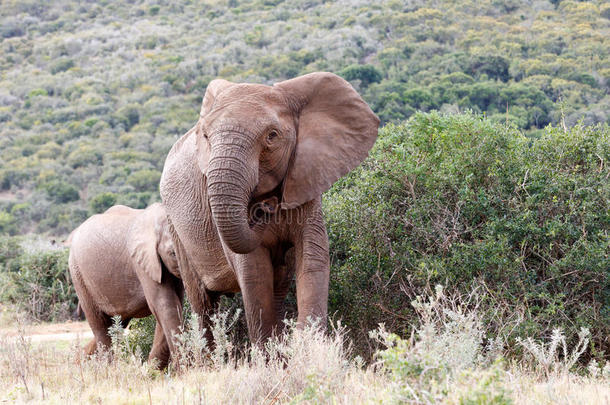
[0,0,609,236]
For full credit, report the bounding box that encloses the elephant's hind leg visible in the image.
[85,314,128,356]
[79,303,113,354]
[84,338,98,356]
[70,262,113,354]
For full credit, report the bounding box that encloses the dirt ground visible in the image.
[0,320,93,343]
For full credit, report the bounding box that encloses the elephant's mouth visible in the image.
[248,195,278,228]
[247,181,283,228]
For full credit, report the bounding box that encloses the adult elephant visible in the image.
[68,203,183,368]
[160,72,379,344]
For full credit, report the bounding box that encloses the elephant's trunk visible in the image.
[206,137,261,254]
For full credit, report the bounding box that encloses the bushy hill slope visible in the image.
[0,0,608,236]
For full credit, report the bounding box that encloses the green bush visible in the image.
[0,240,77,321]
[0,168,30,191]
[127,170,161,192]
[0,211,17,235]
[117,192,152,209]
[339,64,383,87]
[67,145,103,168]
[324,112,609,359]
[89,192,118,214]
[0,235,23,271]
[124,316,156,359]
[467,54,510,82]
[50,57,75,74]
[37,205,88,235]
[115,105,140,131]
[0,19,24,38]
[39,180,80,203]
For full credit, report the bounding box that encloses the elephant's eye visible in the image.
[266,130,279,143]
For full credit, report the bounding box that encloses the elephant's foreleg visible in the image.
[273,248,296,325]
[149,322,170,369]
[141,279,183,363]
[167,224,215,329]
[199,291,220,347]
[293,207,330,328]
[273,266,290,324]
[170,252,218,344]
[235,246,277,345]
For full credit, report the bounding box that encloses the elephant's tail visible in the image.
[73,302,85,320]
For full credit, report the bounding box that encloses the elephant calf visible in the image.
[68,203,183,368]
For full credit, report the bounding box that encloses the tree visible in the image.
[116,105,140,131]
[127,170,161,192]
[89,192,118,214]
[0,211,17,235]
[40,180,80,204]
[467,55,510,82]
[339,64,383,87]
[403,87,434,111]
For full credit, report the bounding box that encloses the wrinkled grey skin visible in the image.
[68,203,183,368]
[160,72,379,344]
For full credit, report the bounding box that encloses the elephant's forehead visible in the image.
[214,84,286,111]
[204,85,290,129]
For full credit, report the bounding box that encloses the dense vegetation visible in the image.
[2,114,608,363]
[0,0,608,365]
[0,0,609,236]
[324,113,609,358]
[0,236,75,321]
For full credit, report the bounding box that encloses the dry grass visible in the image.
[0,321,389,404]
[508,371,610,405]
[1,288,608,404]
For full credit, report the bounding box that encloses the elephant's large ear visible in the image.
[195,79,234,174]
[275,72,380,209]
[129,208,163,284]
